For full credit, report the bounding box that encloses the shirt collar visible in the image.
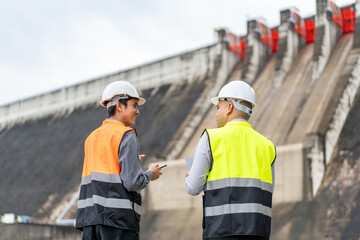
[104,118,126,127]
[225,119,251,128]
[229,119,248,123]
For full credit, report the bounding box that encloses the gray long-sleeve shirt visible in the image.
[118,130,153,192]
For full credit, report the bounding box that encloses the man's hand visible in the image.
[149,164,162,181]
[139,154,145,164]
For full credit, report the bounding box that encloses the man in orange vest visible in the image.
[76,81,162,240]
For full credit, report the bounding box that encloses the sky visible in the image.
[0,0,354,106]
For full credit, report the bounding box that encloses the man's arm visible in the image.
[119,131,153,192]
[185,132,212,195]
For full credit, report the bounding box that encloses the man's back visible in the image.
[185,80,276,240]
[203,121,276,238]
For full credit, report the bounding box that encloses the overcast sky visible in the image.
[0,0,353,106]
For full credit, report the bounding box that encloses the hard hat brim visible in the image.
[127,94,146,105]
[210,97,220,105]
[137,97,146,105]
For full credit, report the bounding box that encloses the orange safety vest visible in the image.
[75,119,142,231]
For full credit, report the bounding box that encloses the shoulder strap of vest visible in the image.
[271,145,277,166]
[202,129,214,172]
[131,128,137,137]
[201,128,207,137]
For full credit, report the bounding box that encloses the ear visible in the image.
[226,102,233,116]
[116,101,123,113]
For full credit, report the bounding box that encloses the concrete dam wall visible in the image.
[1,0,360,239]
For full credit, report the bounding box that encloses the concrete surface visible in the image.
[251,43,314,145]
[287,34,354,144]
[179,66,242,159]
[146,159,202,211]
[0,43,218,128]
[0,223,81,240]
[273,144,304,203]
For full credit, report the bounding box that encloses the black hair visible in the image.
[107,97,137,117]
[107,105,116,117]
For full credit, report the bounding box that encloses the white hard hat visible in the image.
[100,81,146,107]
[211,80,256,108]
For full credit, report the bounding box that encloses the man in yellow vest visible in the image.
[186,80,276,240]
[76,81,162,240]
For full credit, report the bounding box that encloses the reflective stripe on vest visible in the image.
[80,171,123,185]
[78,194,142,215]
[205,177,273,193]
[78,171,142,215]
[75,119,141,231]
[203,121,276,238]
[205,203,271,217]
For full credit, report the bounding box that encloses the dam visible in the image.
[1,0,360,239]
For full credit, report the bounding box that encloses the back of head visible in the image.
[211,80,256,118]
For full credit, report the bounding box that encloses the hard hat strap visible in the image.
[232,100,253,115]
[107,94,130,108]
[228,98,253,115]
[219,97,253,115]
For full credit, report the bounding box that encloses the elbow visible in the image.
[185,184,201,196]
[187,190,199,196]
[123,175,149,192]
[123,182,137,192]
[123,179,142,192]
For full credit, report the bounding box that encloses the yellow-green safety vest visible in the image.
[203,120,276,238]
